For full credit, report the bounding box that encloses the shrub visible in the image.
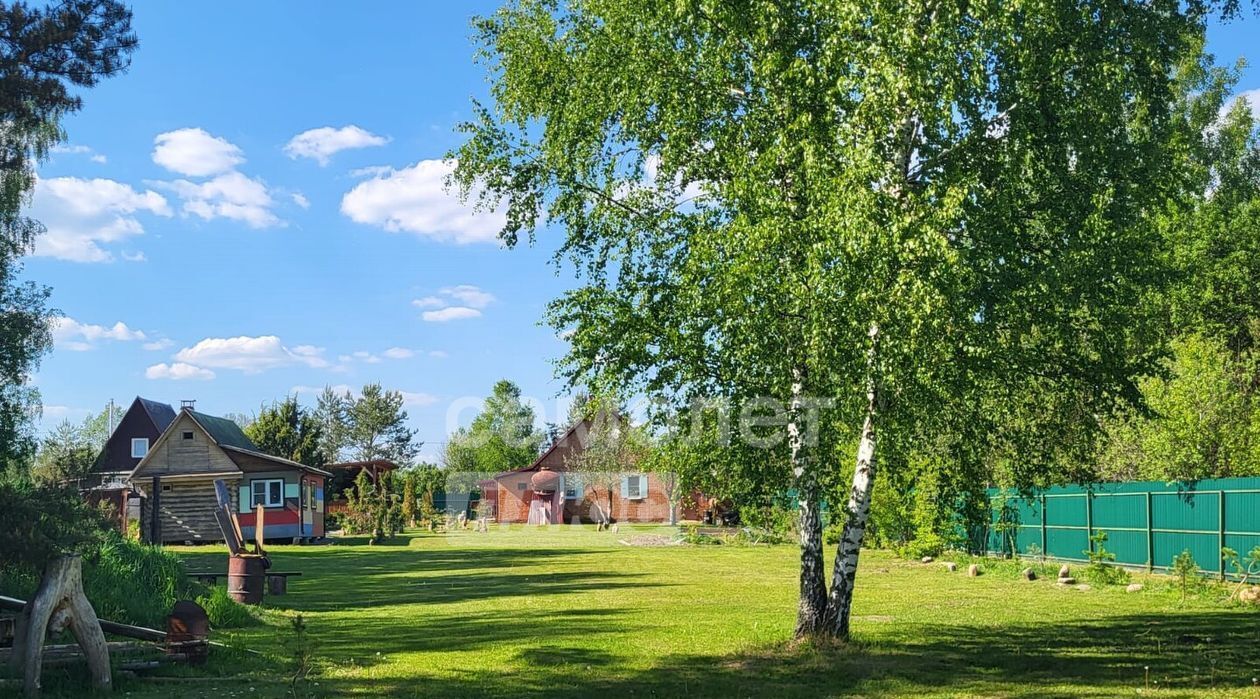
[196,585,258,629]
[1082,531,1129,585]
[1171,549,1202,602]
[0,479,109,570]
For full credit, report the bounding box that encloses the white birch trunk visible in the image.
[790,366,827,638]
[825,323,879,639]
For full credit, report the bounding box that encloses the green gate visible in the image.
[985,476,1260,577]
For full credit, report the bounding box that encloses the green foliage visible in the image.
[401,471,417,526]
[1082,532,1129,585]
[1099,334,1260,481]
[0,478,109,570]
[245,396,328,467]
[313,383,421,466]
[443,379,544,481]
[452,0,1215,635]
[196,585,258,629]
[1171,549,1202,601]
[1221,545,1260,585]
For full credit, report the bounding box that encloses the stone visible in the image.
[1126,583,1144,593]
[1075,584,1092,591]
[1239,586,1260,604]
[1058,564,1071,578]
[967,563,981,577]
[943,562,957,572]
[1021,567,1037,581]
[921,556,935,564]
[1057,576,1077,585]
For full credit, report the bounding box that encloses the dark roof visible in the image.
[221,444,333,477]
[136,398,176,432]
[187,410,257,450]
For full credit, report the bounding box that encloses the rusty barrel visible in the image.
[227,554,264,604]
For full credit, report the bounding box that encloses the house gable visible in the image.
[91,396,176,475]
[130,411,240,480]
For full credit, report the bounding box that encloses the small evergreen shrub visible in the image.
[1082,531,1129,585]
[1171,549,1202,602]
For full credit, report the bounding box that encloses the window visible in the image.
[182,430,194,440]
[563,475,582,500]
[131,438,149,458]
[516,482,527,491]
[627,473,645,501]
[251,479,284,508]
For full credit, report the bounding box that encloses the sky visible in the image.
[24,3,1260,464]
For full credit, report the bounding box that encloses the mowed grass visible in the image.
[44,527,1260,697]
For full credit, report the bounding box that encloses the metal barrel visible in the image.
[227,554,264,604]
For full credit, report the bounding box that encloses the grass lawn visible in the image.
[35,526,1260,697]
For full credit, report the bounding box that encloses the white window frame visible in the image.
[130,438,149,458]
[626,474,645,500]
[563,475,582,500]
[251,478,285,508]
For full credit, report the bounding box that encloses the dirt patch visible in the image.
[618,535,677,547]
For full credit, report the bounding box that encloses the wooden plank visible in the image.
[0,595,166,643]
[255,504,266,555]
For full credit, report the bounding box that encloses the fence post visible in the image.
[1145,490,1154,572]
[1040,493,1047,558]
[1085,491,1093,553]
[1218,490,1226,581]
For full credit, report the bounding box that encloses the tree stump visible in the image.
[10,555,111,696]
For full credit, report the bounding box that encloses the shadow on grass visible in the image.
[304,610,1260,698]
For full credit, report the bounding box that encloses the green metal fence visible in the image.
[984,476,1260,578]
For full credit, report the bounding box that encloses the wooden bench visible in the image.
[189,571,302,595]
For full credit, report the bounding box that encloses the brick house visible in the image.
[481,418,685,525]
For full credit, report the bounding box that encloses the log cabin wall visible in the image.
[140,476,240,544]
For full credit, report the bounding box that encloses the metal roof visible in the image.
[187,410,257,451]
[136,397,176,432]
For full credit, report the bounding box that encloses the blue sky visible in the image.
[25,3,1260,463]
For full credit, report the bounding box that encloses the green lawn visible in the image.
[40,527,1260,697]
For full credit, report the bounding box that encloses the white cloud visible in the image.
[428,350,448,359]
[146,362,215,381]
[52,317,147,350]
[43,405,91,420]
[400,391,439,407]
[152,128,244,176]
[292,384,354,397]
[51,144,107,164]
[172,335,329,374]
[352,350,382,364]
[284,125,389,165]
[142,339,175,351]
[29,177,171,262]
[382,347,414,359]
[413,285,494,322]
[340,159,506,244]
[121,251,147,262]
[349,165,393,178]
[422,306,481,322]
[291,192,310,209]
[439,284,495,309]
[158,171,281,228]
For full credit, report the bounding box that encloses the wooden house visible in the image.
[86,397,177,487]
[129,407,330,544]
[481,418,686,525]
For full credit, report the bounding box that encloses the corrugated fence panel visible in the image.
[985,477,1260,578]
[1225,491,1260,533]
[1044,495,1086,527]
[1152,492,1218,532]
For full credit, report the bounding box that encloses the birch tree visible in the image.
[454,0,1231,639]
